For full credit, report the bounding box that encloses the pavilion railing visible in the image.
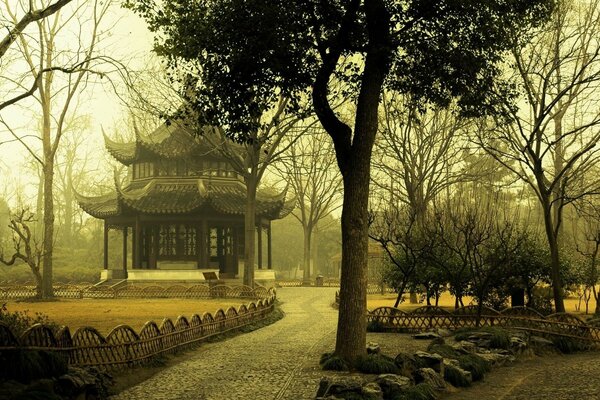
[0,284,271,300]
[367,304,600,343]
[0,292,276,369]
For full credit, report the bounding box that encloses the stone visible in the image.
[413,331,441,340]
[375,374,411,397]
[530,336,554,347]
[394,353,419,379]
[316,376,364,398]
[475,352,514,367]
[414,350,444,374]
[361,382,384,400]
[417,368,447,390]
[452,340,477,354]
[443,358,461,368]
[510,335,529,351]
[367,342,381,355]
[444,364,473,387]
[437,328,453,338]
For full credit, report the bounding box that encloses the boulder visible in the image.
[361,382,384,400]
[414,351,444,374]
[367,342,381,355]
[316,376,364,399]
[413,331,442,340]
[375,374,411,397]
[394,353,419,379]
[452,341,477,354]
[444,364,473,387]
[416,368,447,390]
[437,328,453,338]
[475,352,514,367]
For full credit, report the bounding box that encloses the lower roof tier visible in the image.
[76,178,295,220]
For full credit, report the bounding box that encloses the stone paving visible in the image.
[111,287,340,400]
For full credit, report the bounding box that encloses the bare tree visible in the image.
[476,0,600,312]
[203,98,303,286]
[372,94,470,222]
[0,0,114,297]
[276,127,342,284]
[0,209,43,295]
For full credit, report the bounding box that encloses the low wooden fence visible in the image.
[0,292,276,369]
[0,284,270,300]
[368,305,600,343]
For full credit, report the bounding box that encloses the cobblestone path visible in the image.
[443,352,600,400]
[111,287,339,400]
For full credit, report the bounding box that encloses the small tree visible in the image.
[0,209,43,296]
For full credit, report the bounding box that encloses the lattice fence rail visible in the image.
[0,293,276,369]
[367,305,600,343]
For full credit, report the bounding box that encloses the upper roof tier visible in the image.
[104,120,231,165]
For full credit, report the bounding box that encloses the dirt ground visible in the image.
[3,298,247,335]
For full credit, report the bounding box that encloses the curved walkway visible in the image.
[111,287,339,400]
[443,352,600,400]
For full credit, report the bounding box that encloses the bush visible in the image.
[0,304,59,336]
[367,319,385,332]
[355,354,399,374]
[0,349,68,383]
[320,353,349,371]
[551,336,590,354]
[454,327,510,350]
[392,383,437,400]
[457,354,490,381]
[444,364,471,387]
[426,343,459,359]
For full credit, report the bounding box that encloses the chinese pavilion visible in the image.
[76,121,294,282]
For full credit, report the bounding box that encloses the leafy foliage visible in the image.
[392,383,438,400]
[0,304,59,336]
[444,364,471,387]
[355,353,399,374]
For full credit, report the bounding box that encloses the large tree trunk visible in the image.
[542,197,565,312]
[244,177,257,287]
[335,167,371,362]
[41,159,55,298]
[302,225,312,284]
[332,0,391,365]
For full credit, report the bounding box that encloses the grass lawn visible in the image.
[367,292,597,317]
[3,298,249,335]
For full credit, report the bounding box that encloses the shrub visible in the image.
[444,364,471,387]
[426,343,459,359]
[551,336,590,354]
[0,304,59,336]
[0,349,68,383]
[367,319,385,332]
[454,327,510,350]
[457,354,490,381]
[320,353,349,371]
[355,354,399,374]
[392,383,437,400]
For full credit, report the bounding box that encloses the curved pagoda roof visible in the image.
[104,121,222,165]
[78,120,294,221]
[76,178,295,220]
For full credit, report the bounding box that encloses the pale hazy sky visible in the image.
[0,2,156,205]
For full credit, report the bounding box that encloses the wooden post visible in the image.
[134,218,141,268]
[267,221,272,270]
[103,221,109,270]
[257,224,262,269]
[200,219,207,268]
[122,227,128,272]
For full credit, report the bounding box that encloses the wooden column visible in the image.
[134,218,141,268]
[122,227,128,272]
[257,224,262,269]
[200,219,207,268]
[132,224,137,268]
[267,221,272,270]
[103,221,109,270]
